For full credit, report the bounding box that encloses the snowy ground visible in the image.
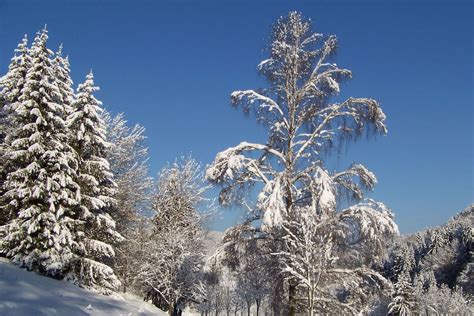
[0,258,166,316]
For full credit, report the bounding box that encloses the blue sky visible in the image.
[1,0,472,234]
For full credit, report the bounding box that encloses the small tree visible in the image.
[388,270,415,316]
[138,158,207,315]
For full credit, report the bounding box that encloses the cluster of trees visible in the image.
[0,12,472,316]
[0,29,123,293]
[0,26,208,314]
[383,205,473,315]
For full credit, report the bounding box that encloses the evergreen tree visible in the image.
[388,270,415,316]
[0,28,81,276]
[427,229,447,254]
[0,35,31,227]
[389,244,415,283]
[67,71,121,293]
[52,44,74,116]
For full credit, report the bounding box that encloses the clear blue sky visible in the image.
[1,0,472,234]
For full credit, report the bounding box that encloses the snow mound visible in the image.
[0,258,166,316]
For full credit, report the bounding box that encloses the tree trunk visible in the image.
[256,299,260,316]
[308,288,314,316]
[288,281,296,316]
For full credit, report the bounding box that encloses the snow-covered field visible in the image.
[0,258,166,316]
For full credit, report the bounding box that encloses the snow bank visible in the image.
[0,258,166,316]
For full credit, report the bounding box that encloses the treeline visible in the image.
[382,206,473,314]
[197,206,473,315]
[0,12,472,316]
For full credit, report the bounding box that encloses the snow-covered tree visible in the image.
[201,260,226,316]
[206,11,397,314]
[244,243,271,315]
[103,111,152,231]
[52,44,74,116]
[138,158,207,315]
[388,270,415,316]
[67,71,121,293]
[102,111,153,291]
[386,243,416,284]
[415,282,472,315]
[0,28,81,276]
[277,202,396,315]
[426,229,448,255]
[0,35,31,228]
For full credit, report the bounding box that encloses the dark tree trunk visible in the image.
[288,281,296,316]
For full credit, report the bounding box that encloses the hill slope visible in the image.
[0,258,166,316]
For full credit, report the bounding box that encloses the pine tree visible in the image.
[52,44,74,116]
[388,270,415,316]
[0,28,81,276]
[67,71,121,293]
[389,244,415,283]
[427,229,447,254]
[0,35,31,227]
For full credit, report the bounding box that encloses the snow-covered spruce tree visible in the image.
[0,35,31,229]
[0,28,81,276]
[52,44,74,116]
[386,243,416,284]
[102,111,152,292]
[388,270,415,316]
[206,11,398,314]
[138,158,207,315]
[67,71,121,293]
